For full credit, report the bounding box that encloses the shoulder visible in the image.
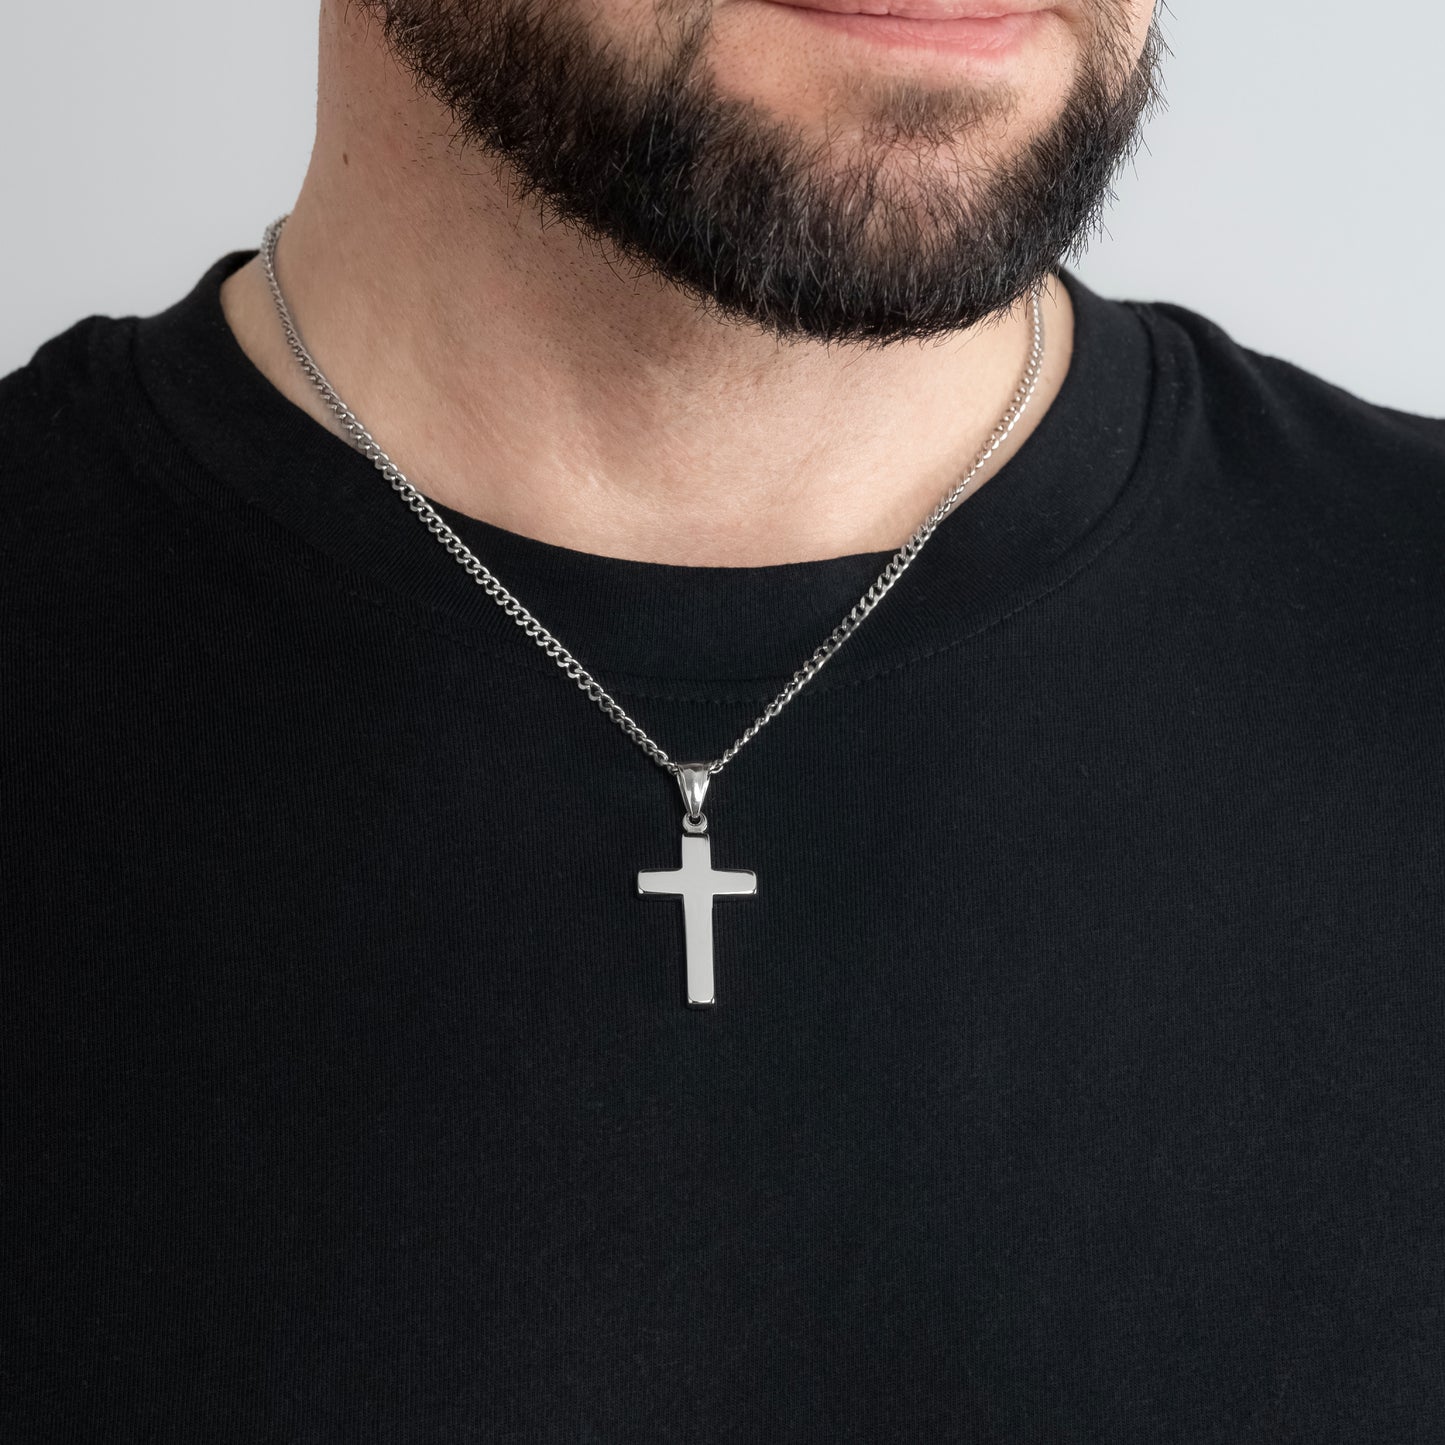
[1136,294,1444,496]
[0,304,212,648]
[0,310,152,530]
[1121,295,1444,593]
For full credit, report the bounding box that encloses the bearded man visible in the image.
[3,1,1442,1439]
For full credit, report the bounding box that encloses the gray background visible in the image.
[2,1,1441,414]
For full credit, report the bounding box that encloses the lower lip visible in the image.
[771,6,1046,60]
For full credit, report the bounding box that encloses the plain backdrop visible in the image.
[1,1,1441,415]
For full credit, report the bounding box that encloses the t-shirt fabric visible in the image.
[3,253,1443,1444]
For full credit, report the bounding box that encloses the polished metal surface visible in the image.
[676,763,712,824]
[637,833,757,1007]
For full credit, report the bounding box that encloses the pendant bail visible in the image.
[676,762,713,828]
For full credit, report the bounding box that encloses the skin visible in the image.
[222,0,1159,566]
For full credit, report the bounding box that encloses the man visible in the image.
[3,0,1442,1439]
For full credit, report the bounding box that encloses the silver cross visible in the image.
[637,765,756,1007]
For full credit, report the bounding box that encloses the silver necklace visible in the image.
[259,213,1046,1008]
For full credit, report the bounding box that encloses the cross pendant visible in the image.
[637,764,756,1007]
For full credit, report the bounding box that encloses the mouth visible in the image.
[770,1,1042,12]
[759,1,1055,59]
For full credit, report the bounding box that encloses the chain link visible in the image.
[259,214,1045,782]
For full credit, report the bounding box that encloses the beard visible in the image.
[352,0,1166,346]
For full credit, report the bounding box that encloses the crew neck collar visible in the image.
[131,249,1159,698]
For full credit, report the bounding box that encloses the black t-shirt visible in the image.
[3,253,1443,1444]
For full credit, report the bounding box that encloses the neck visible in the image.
[220,0,1075,568]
